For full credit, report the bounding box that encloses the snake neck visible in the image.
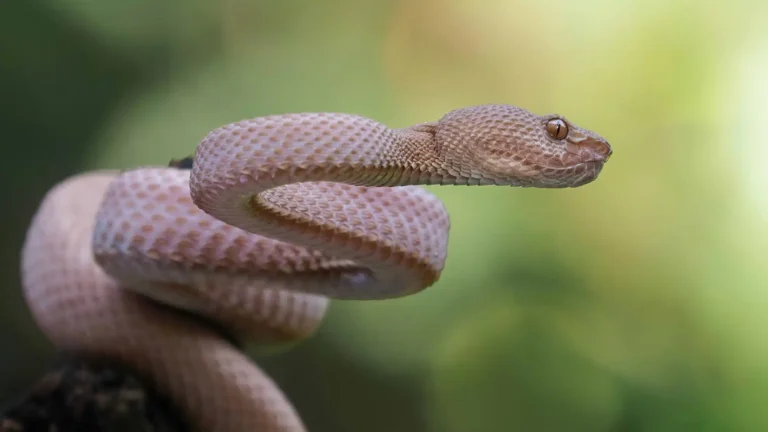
[393,123,485,187]
[390,123,461,186]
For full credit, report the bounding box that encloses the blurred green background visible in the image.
[2,0,768,431]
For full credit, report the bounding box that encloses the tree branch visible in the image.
[0,359,188,432]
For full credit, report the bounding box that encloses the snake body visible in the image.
[20,104,611,431]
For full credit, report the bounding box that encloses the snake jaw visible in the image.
[499,137,608,187]
[560,128,612,186]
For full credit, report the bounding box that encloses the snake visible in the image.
[19,104,612,431]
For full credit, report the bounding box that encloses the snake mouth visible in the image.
[534,158,606,187]
[543,158,603,169]
[540,158,605,173]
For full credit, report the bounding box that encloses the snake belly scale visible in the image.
[20,104,612,431]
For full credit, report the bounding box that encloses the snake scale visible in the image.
[20,104,612,431]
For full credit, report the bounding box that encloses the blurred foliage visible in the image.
[2,0,768,431]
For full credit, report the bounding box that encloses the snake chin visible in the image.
[569,160,606,187]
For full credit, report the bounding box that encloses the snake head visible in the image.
[435,104,612,187]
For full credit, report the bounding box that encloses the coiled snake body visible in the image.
[20,104,611,431]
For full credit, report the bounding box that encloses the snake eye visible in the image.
[546,118,568,140]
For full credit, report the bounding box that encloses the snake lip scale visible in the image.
[21,104,611,432]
